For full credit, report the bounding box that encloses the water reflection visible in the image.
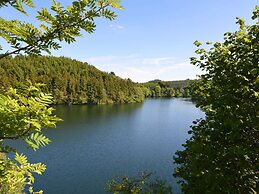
[7,99,204,194]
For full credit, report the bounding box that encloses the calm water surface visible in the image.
[11,98,204,194]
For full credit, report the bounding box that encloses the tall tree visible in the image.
[174,6,259,194]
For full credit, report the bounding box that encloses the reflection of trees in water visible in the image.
[54,103,144,125]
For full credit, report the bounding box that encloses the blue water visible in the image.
[9,98,204,194]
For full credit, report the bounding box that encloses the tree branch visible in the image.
[0,45,32,59]
[0,3,111,60]
[0,124,32,140]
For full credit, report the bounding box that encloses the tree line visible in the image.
[140,79,195,97]
[0,55,194,106]
[0,55,145,105]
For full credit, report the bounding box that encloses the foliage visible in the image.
[0,84,61,193]
[107,172,173,194]
[0,84,61,151]
[0,153,45,194]
[0,55,144,104]
[174,7,259,194]
[140,79,194,98]
[0,0,123,58]
[0,0,122,193]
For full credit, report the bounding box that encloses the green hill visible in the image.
[0,55,144,104]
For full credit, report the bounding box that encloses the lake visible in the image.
[10,98,204,194]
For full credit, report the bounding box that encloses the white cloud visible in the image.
[86,55,203,82]
[109,24,124,30]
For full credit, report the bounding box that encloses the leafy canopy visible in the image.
[174,6,259,194]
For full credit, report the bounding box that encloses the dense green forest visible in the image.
[0,56,193,105]
[140,79,195,97]
[0,56,145,104]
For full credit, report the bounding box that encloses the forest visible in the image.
[0,55,145,104]
[139,79,194,98]
[0,55,191,105]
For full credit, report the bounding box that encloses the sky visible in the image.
[1,0,258,82]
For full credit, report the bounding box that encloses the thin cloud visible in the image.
[141,57,175,66]
[109,24,124,30]
[87,55,203,82]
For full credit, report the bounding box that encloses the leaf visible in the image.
[194,40,202,47]
[24,133,51,151]
[15,153,28,165]
[250,68,257,76]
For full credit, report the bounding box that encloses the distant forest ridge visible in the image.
[0,56,194,104]
[139,79,195,98]
[144,79,196,88]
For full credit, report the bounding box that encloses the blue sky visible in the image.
[1,0,258,82]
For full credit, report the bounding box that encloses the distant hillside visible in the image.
[140,79,196,97]
[0,56,144,104]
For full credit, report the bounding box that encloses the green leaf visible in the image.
[194,40,202,47]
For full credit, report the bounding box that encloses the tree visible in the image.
[168,88,175,97]
[107,172,173,194]
[154,85,161,97]
[0,84,61,194]
[174,7,259,194]
[0,0,122,193]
